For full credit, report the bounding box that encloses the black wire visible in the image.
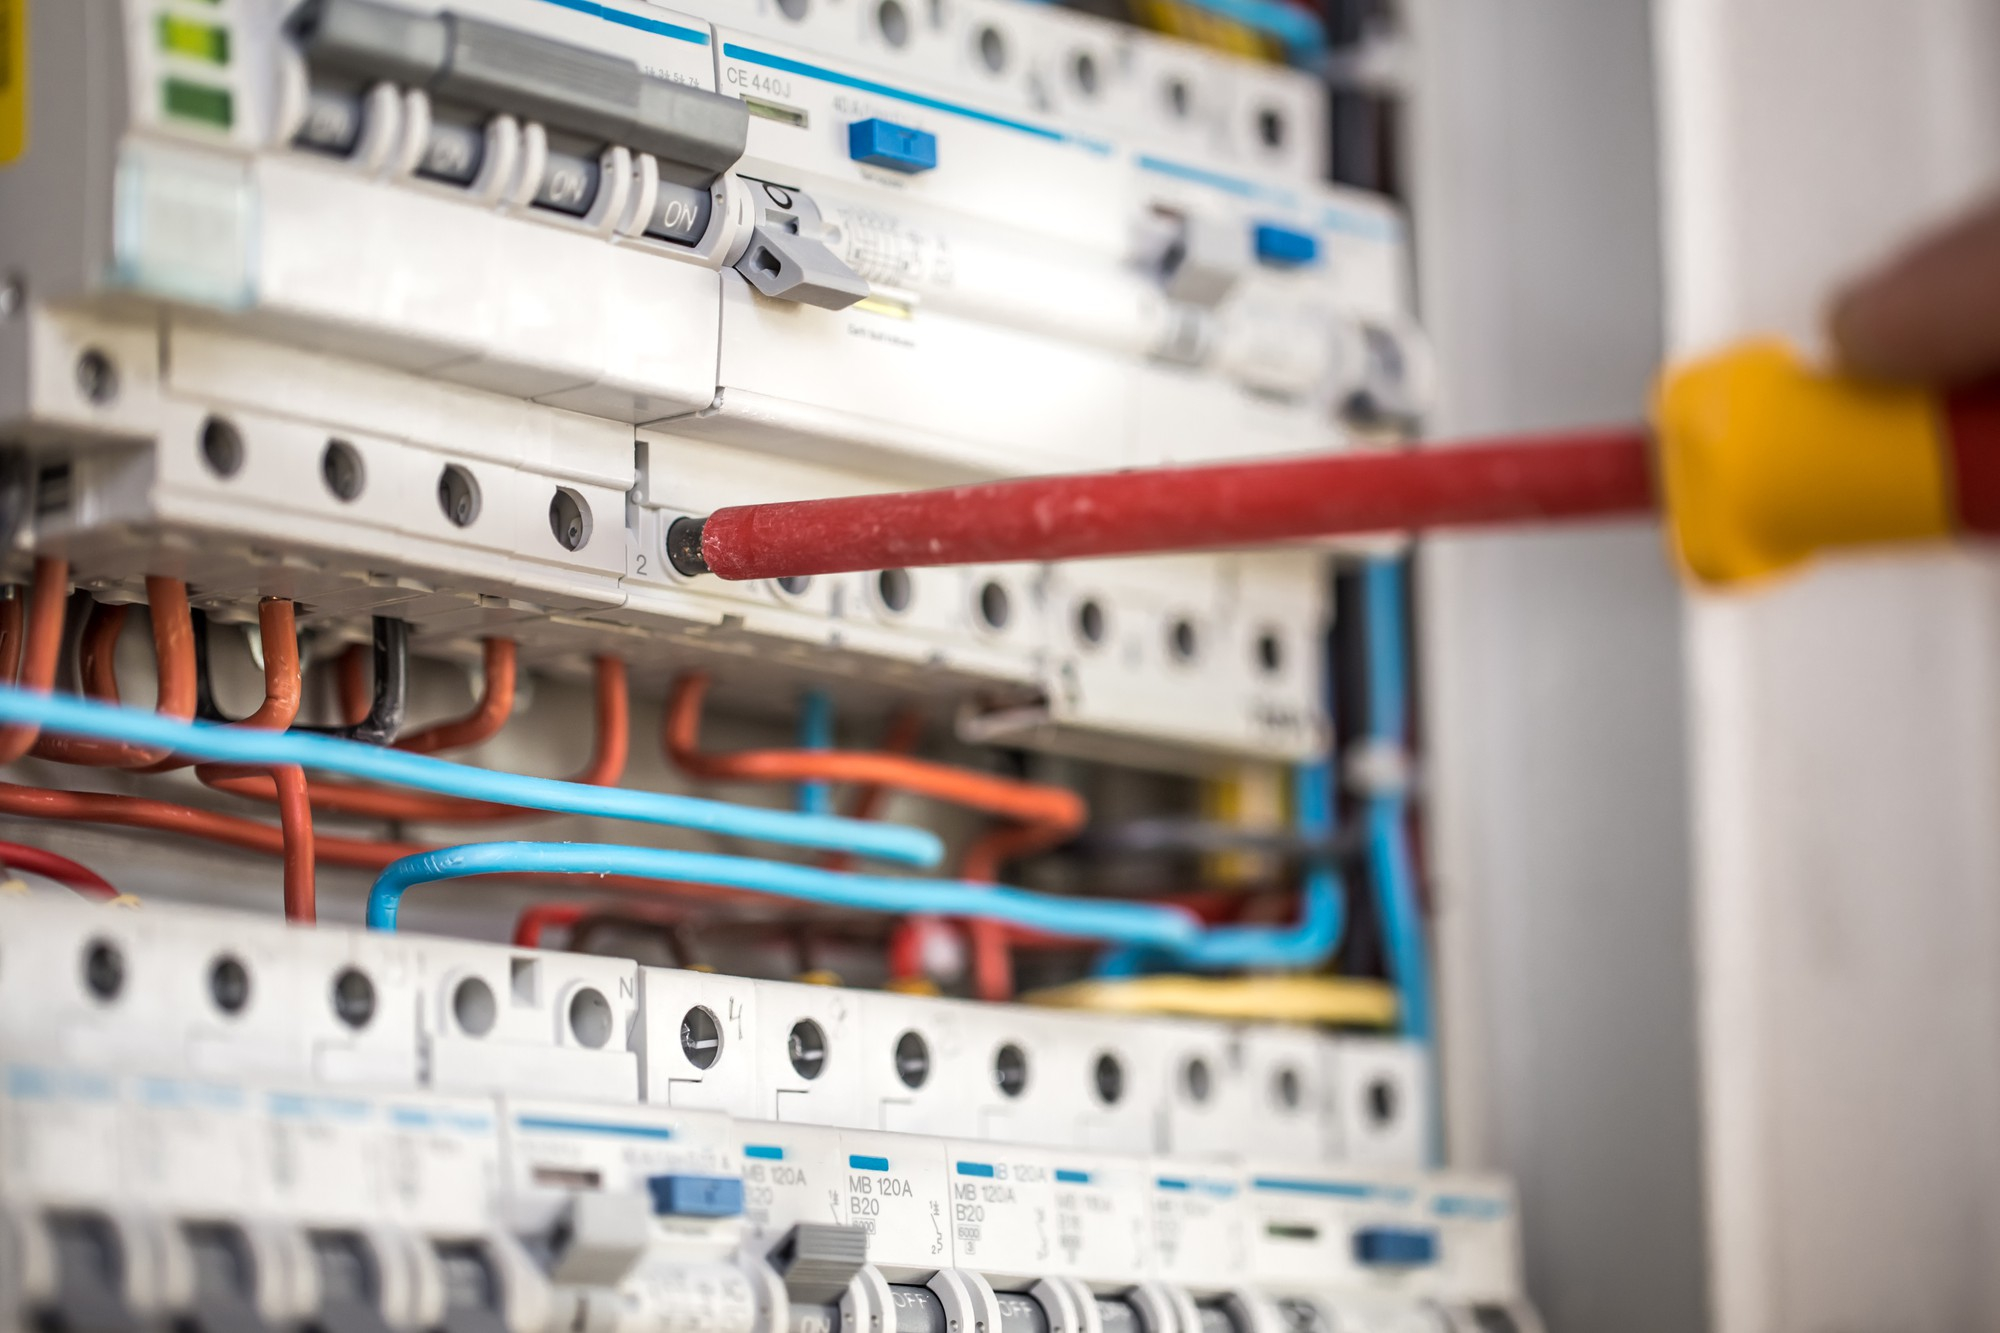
[1077,819,1365,863]
[295,615,408,745]
[190,608,225,723]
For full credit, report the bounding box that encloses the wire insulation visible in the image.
[396,638,516,755]
[0,686,942,866]
[0,559,65,763]
[205,656,630,824]
[367,840,1204,942]
[665,673,1084,831]
[31,578,197,768]
[0,838,119,900]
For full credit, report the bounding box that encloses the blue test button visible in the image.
[648,1174,746,1218]
[1353,1226,1438,1267]
[849,118,938,174]
[1252,222,1319,267]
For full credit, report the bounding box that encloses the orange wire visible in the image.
[79,602,128,700]
[31,577,196,768]
[141,598,304,773]
[0,597,736,916]
[0,558,70,763]
[0,578,318,921]
[336,642,371,727]
[0,780,418,871]
[395,638,517,755]
[819,705,923,873]
[664,672,1085,830]
[182,599,312,918]
[203,656,628,822]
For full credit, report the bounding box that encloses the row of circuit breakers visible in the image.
[0,894,1533,1333]
[0,0,1422,768]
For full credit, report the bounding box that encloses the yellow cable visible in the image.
[1021,974,1398,1027]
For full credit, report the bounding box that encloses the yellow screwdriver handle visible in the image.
[1652,340,1953,584]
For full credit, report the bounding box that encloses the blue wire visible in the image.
[366,842,1207,945]
[1090,759,1346,974]
[0,687,942,868]
[365,767,1345,967]
[797,691,834,816]
[1170,759,1344,968]
[1362,557,1439,1164]
[1362,558,1432,1044]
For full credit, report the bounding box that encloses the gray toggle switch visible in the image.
[731,185,869,310]
[181,1223,270,1333]
[43,1212,138,1333]
[288,0,748,186]
[768,1223,868,1306]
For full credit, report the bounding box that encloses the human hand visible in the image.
[1827,190,2000,385]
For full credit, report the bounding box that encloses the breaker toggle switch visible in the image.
[847,119,938,174]
[767,1223,867,1305]
[1352,1226,1438,1268]
[1138,209,1248,308]
[41,1212,140,1333]
[646,1173,745,1218]
[732,184,870,310]
[1251,222,1318,268]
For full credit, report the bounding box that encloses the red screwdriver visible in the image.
[665,342,2000,588]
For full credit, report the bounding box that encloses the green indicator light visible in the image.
[158,14,231,65]
[162,78,233,129]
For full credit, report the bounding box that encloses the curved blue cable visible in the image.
[1362,558,1433,1046]
[0,687,941,867]
[1362,558,1438,1165]
[367,842,1206,946]
[797,690,834,816]
[1090,759,1345,974]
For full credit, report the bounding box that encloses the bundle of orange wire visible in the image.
[0,567,1092,974]
[0,561,750,922]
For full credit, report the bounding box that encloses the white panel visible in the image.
[1656,1,2000,1329]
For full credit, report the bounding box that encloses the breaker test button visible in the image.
[647,1173,746,1218]
[1352,1226,1439,1268]
[1252,222,1319,268]
[848,118,938,173]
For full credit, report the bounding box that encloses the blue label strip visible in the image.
[1251,1176,1375,1199]
[517,1115,674,1140]
[1433,1195,1509,1220]
[745,1144,786,1160]
[849,1154,890,1171]
[1055,1169,1092,1185]
[955,1160,996,1178]
[535,0,710,45]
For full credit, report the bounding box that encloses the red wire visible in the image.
[336,642,371,728]
[203,656,629,822]
[0,838,118,900]
[395,638,517,755]
[32,578,197,768]
[0,578,320,921]
[514,900,593,947]
[0,558,69,763]
[141,598,303,773]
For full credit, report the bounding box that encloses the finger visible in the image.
[1826,189,2000,386]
